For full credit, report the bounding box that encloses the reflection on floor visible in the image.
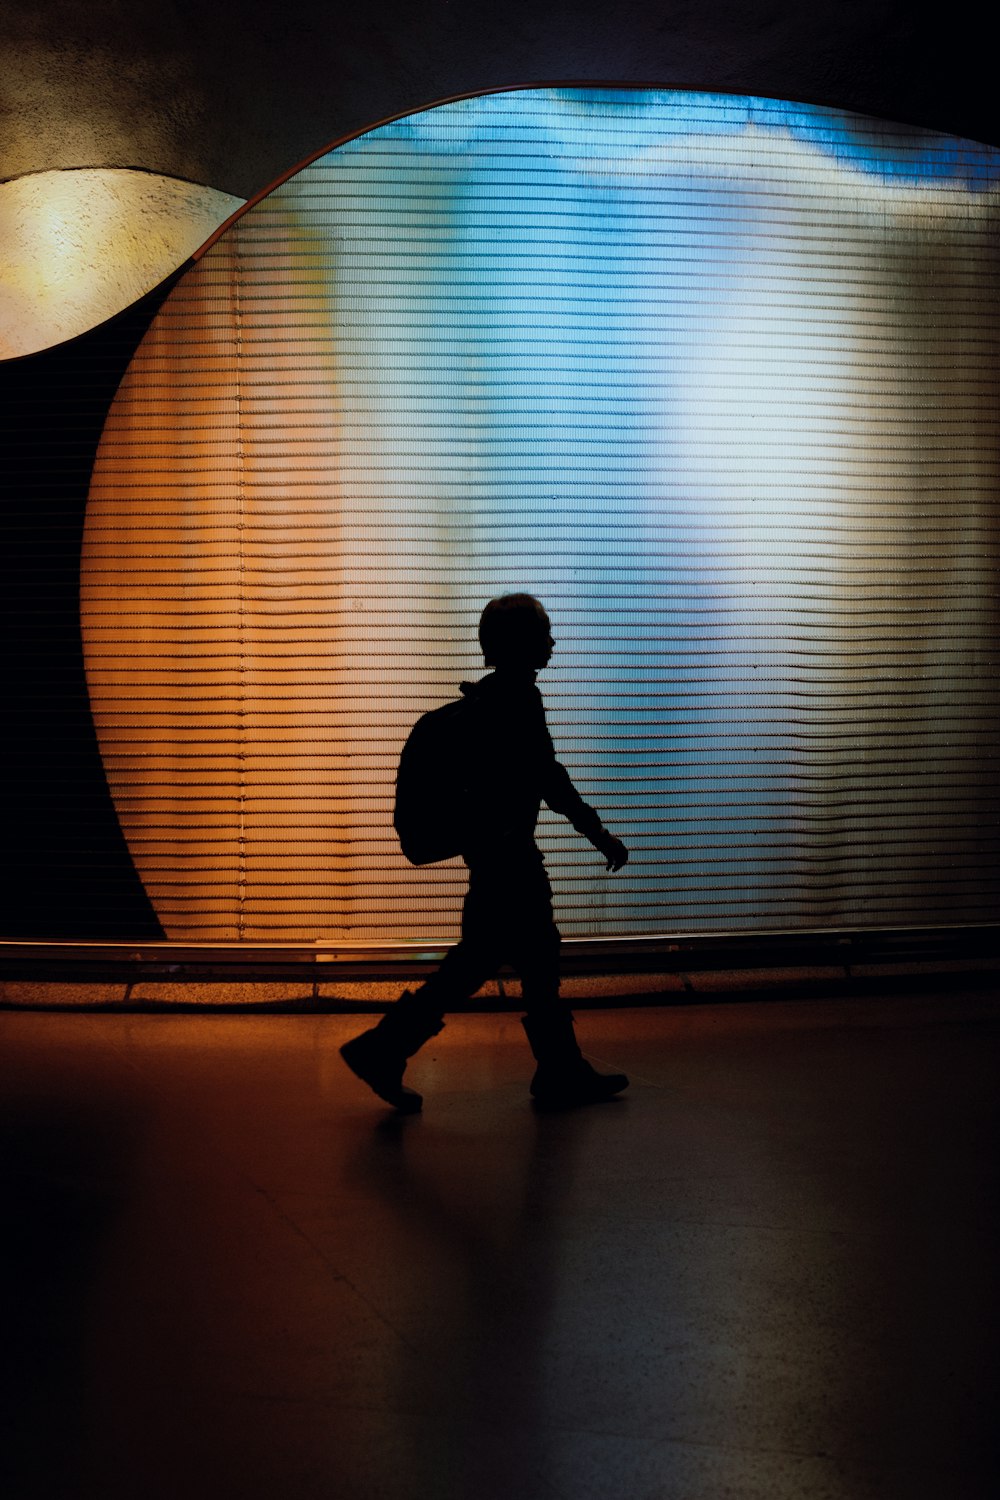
[1,997,998,1499]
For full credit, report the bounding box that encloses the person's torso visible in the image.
[459,670,551,859]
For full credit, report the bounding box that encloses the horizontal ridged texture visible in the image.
[82,89,1000,942]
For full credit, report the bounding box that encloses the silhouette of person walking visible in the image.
[340,594,629,1112]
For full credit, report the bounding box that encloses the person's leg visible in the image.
[510,856,629,1108]
[520,1007,629,1108]
[409,925,498,1023]
[339,993,444,1113]
[340,867,499,1111]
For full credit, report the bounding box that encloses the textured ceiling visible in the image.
[2,0,994,201]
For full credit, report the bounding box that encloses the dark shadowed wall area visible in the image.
[1,1,997,941]
[3,1,997,198]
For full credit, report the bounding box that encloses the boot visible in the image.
[521,1010,628,1109]
[340,992,444,1113]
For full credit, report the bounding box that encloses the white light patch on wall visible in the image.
[81,90,1000,942]
[0,169,244,357]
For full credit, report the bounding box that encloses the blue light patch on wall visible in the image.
[82,89,1000,942]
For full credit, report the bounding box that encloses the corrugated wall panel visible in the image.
[81,89,1000,942]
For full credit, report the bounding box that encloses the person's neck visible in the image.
[491,663,538,681]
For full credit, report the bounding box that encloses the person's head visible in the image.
[478,594,554,671]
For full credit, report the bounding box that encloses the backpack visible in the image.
[394,696,474,865]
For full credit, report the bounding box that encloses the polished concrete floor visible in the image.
[1,995,998,1500]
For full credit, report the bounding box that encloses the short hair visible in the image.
[478,594,551,667]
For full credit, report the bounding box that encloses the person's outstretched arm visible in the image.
[541,758,628,870]
[539,751,629,871]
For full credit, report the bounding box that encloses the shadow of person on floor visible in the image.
[337,1092,619,1494]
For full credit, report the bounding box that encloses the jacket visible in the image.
[458,669,608,861]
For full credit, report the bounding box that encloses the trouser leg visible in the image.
[339,948,482,1114]
[409,941,497,1021]
[514,918,563,1016]
[339,873,497,1111]
[501,858,628,1106]
[505,856,565,1018]
[520,1006,629,1107]
[408,869,502,1020]
[413,851,559,1017]
[512,878,580,1067]
[338,997,444,1112]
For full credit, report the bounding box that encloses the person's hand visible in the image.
[599,834,629,872]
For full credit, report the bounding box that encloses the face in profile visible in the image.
[480,595,555,670]
[535,619,555,669]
